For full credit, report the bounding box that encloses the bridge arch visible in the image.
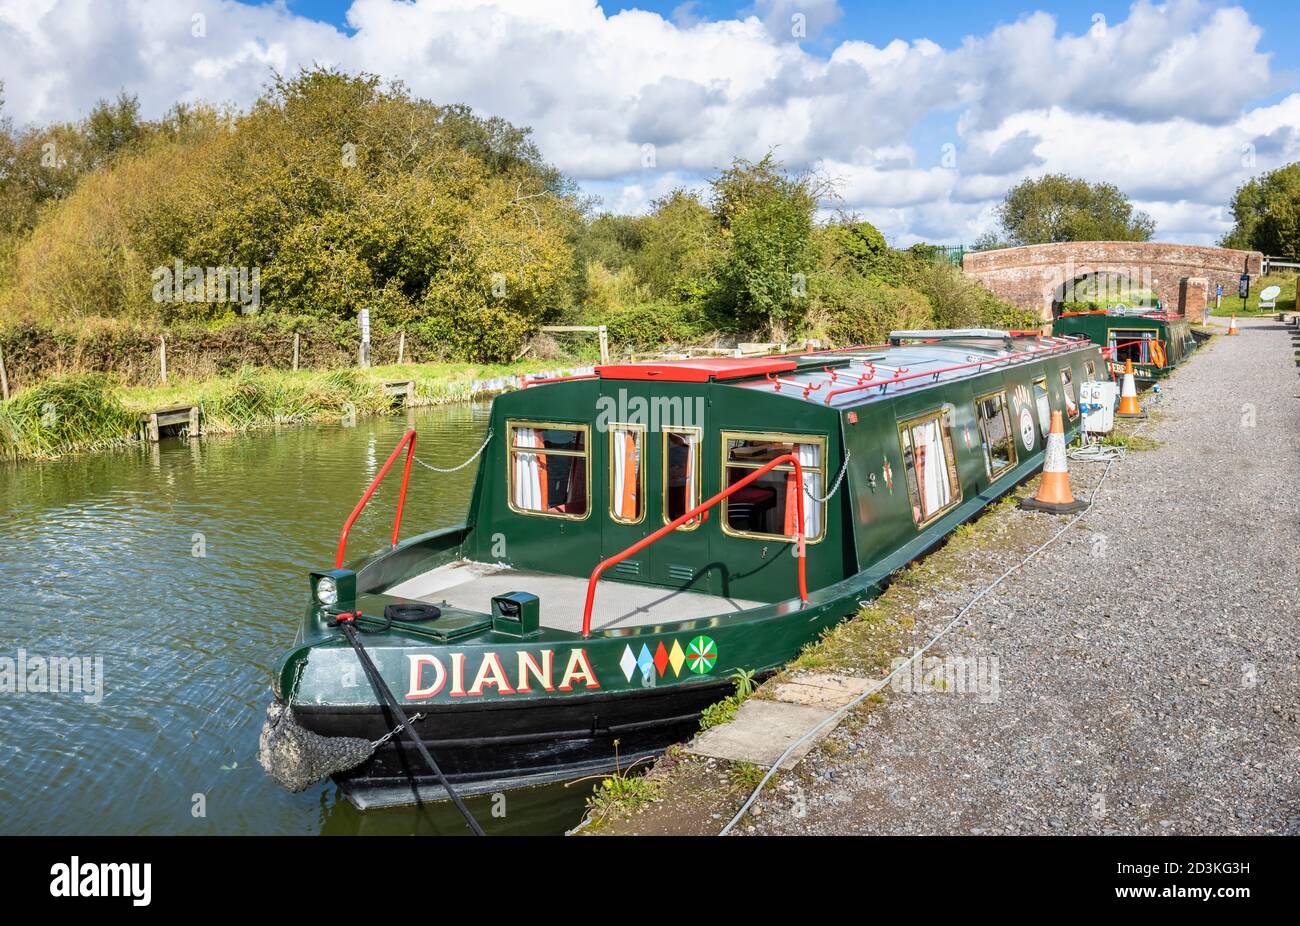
[962,241,1262,322]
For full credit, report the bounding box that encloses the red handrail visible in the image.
[822,339,1087,405]
[335,429,418,568]
[580,452,808,638]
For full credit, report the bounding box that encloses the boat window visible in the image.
[506,421,589,520]
[721,432,826,542]
[897,408,961,527]
[1059,368,1079,418]
[975,391,1017,479]
[1108,328,1156,365]
[608,425,645,524]
[663,427,702,529]
[1032,376,1051,436]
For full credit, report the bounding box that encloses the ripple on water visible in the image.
[1,403,587,834]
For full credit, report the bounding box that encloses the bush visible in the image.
[809,271,933,346]
[598,301,716,352]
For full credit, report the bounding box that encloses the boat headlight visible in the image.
[315,576,338,606]
[309,569,356,610]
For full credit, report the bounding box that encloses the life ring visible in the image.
[1151,341,1166,368]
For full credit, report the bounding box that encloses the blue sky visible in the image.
[4,1,1297,245]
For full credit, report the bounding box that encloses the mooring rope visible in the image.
[718,413,1148,836]
[332,615,486,836]
[413,427,494,473]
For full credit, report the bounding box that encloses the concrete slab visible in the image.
[685,699,834,769]
[768,672,875,710]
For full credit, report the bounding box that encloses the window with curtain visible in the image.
[975,392,1016,479]
[1108,329,1153,365]
[1032,376,1051,436]
[1059,368,1078,418]
[663,428,701,528]
[609,426,644,524]
[721,433,825,542]
[507,421,588,518]
[898,409,960,526]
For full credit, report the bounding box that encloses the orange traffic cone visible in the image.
[1116,359,1145,418]
[1227,314,1239,336]
[1020,410,1087,514]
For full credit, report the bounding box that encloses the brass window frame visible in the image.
[607,422,647,526]
[662,425,703,531]
[1058,366,1079,419]
[719,430,827,544]
[896,407,963,529]
[504,419,592,522]
[973,389,1017,479]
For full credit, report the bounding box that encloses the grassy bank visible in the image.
[1208,272,1297,317]
[0,358,569,461]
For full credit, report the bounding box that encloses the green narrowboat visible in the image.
[1051,308,1197,385]
[265,329,1102,808]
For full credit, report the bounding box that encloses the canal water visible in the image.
[0,404,593,835]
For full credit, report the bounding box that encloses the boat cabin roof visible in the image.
[590,333,1095,410]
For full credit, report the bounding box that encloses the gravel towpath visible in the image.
[744,318,1300,835]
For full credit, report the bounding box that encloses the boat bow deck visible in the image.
[385,560,763,633]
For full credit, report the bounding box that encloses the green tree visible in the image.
[1220,162,1300,258]
[992,173,1155,245]
[709,154,827,337]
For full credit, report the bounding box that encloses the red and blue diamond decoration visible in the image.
[618,635,716,682]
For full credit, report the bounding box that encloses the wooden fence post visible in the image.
[160,335,168,385]
[598,325,609,364]
[0,343,9,401]
[398,330,406,365]
[292,332,300,372]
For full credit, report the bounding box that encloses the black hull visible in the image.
[293,679,732,808]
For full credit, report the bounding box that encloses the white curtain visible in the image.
[798,442,822,538]
[783,442,823,538]
[916,420,951,518]
[611,428,639,520]
[512,428,545,511]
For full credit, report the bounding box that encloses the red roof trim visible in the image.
[596,357,798,383]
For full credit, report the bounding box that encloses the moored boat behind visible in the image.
[263,329,1103,808]
[1051,307,1197,386]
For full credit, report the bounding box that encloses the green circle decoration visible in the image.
[686,635,717,674]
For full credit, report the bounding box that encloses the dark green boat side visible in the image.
[1051,309,1197,384]
[269,330,1103,807]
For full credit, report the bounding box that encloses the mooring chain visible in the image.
[370,712,426,749]
[804,448,851,504]
[413,427,494,473]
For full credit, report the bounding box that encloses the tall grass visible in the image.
[0,373,138,460]
[200,367,391,432]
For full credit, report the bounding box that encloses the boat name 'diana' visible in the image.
[405,648,600,699]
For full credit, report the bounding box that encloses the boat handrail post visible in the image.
[580,452,808,638]
[335,428,418,568]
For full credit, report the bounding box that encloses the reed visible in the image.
[199,367,393,432]
[0,373,138,460]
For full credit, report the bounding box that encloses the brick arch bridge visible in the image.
[962,241,1262,322]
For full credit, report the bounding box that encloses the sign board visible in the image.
[359,308,371,342]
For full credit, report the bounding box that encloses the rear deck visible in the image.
[385,559,764,634]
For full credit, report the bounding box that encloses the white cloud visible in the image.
[0,0,1296,242]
